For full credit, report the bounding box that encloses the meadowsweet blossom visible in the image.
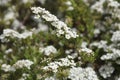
[18,73,30,80]
[5,48,13,54]
[20,31,32,39]
[31,7,78,39]
[79,47,94,55]
[91,0,120,19]
[111,31,120,42]
[1,60,33,73]
[90,40,108,51]
[43,56,76,73]
[68,67,99,80]
[13,59,33,69]
[39,45,57,56]
[1,64,15,72]
[99,63,114,78]
[0,29,33,42]
[91,0,105,13]
[101,49,120,60]
[45,76,57,80]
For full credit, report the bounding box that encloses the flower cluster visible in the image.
[101,49,120,61]
[99,63,114,79]
[13,59,34,70]
[1,59,33,72]
[0,29,33,42]
[45,76,57,80]
[1,0,120,79]
[111,31,120,42]
[31,7,79,39]
[1,64,15,72]
[68,67,99,80]
[79,47,93,55]
[65,1,74,11]
[39,45,57,56]
[18,73,30,80]
[43,56,76,73]
[91,0,120,19]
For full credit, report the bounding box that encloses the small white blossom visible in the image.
[1,64,15,72]
[0,29,33,42]
[13,59,33,69]
[116,60,120,65]
[101,49,120,60]
[43,56,76,73]
[68,67,99,80]
[39,45,57,56]
[18,73,30,80]
[79,47,93,55]
[111,31,120,42]
[45,76,57,80]
[99,63,114,78]
[20,31,33,39]
[31,7,78,39]
[5,48,13,54]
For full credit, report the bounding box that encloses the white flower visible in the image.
[39,45,57,56]
[5,48,13,54]
[20,31,33,39]
[1,64,15,72]
[4,11,14,20]
[90,40,108,51]
[13,59,33,69]
[79,47,93,55]
[43,56,76,73]
[37,0,46,4]
[101,49,120,60]
[0,29,33,42]
[45,76,57,80]
[31,7,78,39]
[80,48,93,53]
[81,41,88,48]
[65,1,72,6]
[91,0,105,13]
[94,29,100,37]
[111,31,120,42]
[18,73,29,80]
[68,67,99,80]
[65,34,71,39]
[101,53,113,60]
[99,63,114,78]
[37,23,48,32]
[67,6,74,11]
[65,49,73,54]
[12,19,26,30]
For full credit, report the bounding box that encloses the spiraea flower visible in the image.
[68,67,99,80]
[101,49,120,60]
[99,63,114,78]
[13,59,33,69]
[111,31,120,42]
[39,45,57,56]
[0,29,33,42]
[31,7,79,39]
[1,64,15,72]
[43,56,76,73]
